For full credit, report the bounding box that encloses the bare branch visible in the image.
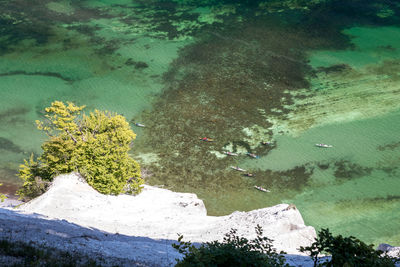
[65,129,78,144]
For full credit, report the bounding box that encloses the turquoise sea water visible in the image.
[0,0,399,246]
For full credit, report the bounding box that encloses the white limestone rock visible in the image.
[378,243,400,258]
[4,173,319,265]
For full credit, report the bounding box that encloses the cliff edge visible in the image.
[1,173,318,266]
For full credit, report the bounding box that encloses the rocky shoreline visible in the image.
[0,173,397,266]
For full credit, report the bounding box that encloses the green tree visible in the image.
[299,228,400,267]
[172,225,291,267]
[18,101,143,199]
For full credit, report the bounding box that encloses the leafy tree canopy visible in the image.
[300,228,400,267]
[173,225,290,267]
[18,101,143,199]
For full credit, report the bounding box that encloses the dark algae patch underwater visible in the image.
[0,0,400,246]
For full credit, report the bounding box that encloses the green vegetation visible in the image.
[172,225,290,267]
[174,226,400,267]
[0,239,101,266]
[18,101,143,199]
[300,228,400,267]
[0,183,6,202]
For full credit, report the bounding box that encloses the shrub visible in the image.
[172,225,291,267]
[18,101,143,199]
[299,228,400,267]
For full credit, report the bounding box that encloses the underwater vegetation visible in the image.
[134,0,400,198]
[0,0,400,244]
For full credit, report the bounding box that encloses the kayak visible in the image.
[199,137,214,142]
[230,166,246,172]
[254,185,270,192]
[246,152,259,159]
[261,141,274,145]
[223,151,238,156]
[315,143,333,148]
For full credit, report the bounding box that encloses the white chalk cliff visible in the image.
[0,173,317,266]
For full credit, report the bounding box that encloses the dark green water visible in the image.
[1,0,400,245]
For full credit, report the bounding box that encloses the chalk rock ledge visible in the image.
[18,173,316,254]
[378,244,400,258]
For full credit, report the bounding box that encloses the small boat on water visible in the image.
[135,123,145,127]
[223,151,238,156]
[261,141,274,145]
[254,185,270,193]
[315,143,333,148]
[231,166,246,172]
[199,137,214,142]
[243,173,254,177]
[246,152,259,159]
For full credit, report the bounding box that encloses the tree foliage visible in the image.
[172,225,290,267]
[299,228,400,267]
[18,101,143,199]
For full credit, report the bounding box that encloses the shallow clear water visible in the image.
[0,0,399,246]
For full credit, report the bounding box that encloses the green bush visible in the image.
[299,228,400,267]
[18,101,143,199]
[0,239,101,266]
[172,225,291,267]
